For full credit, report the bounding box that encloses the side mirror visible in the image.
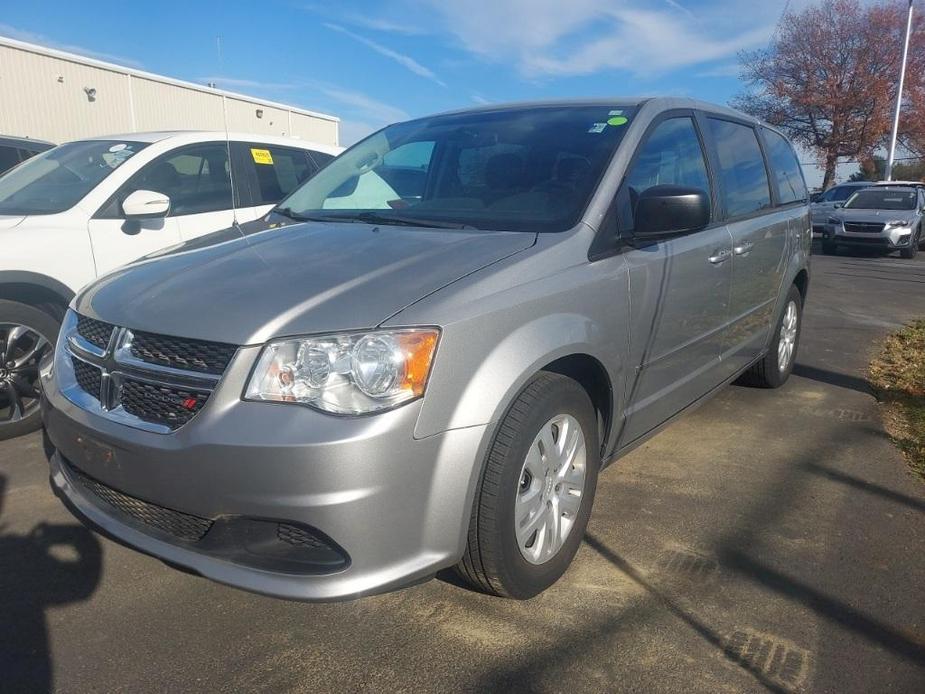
[634,184,710,237]
[833,202,843,209]
[122,189,170,219]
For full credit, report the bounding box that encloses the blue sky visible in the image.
[1,0,840,185]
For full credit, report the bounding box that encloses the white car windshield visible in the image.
[0,139,147,215]
[844,188,917,211]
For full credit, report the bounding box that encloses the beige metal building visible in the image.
[0,36,339,146]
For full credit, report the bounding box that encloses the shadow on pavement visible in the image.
[0,472,102,693]
[791,363,872,396]
[802,461,925,513]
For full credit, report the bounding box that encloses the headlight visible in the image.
[884,220,910,228]
[827,217,841,225]
[245,328,439,414]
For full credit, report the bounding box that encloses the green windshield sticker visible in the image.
[607,116,629,126]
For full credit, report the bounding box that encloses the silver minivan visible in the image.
[43,98,811,600]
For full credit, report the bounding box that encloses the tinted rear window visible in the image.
[708,119,771,218]
[763,129,807,205]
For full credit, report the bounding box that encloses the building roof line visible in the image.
[0,35,339,123]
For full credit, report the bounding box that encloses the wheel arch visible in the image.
[0,271,74,320]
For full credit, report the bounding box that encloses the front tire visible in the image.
[737,285,803,389]
[0,300,59,440]
[900,227,920,259]
[456,372,600,599]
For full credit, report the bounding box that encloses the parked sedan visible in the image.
[0,131,341,440]
[0,134,54,174]
[823,186,924,258]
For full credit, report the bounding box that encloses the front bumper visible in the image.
[823,225,916,249]
[41,348,487,601]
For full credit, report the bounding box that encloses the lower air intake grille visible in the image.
[277,523,327,549]
[120,379,206,430]
[67,461,213,542]
[72,358,102,400]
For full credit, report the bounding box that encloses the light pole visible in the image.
[885,0,915,181]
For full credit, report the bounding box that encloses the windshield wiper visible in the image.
[273,207,342,223]
[351,211,474,229]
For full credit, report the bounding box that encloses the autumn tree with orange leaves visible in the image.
[734,0,924,189]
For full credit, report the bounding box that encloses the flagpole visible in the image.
[885,0,914,181]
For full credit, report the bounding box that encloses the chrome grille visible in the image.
[72,358,102,400]
[76,315,114,350]
[129,331,236,375]
[120,379,207,429]
[61,312,238,433]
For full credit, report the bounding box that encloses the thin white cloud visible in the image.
[323,23,446,87]
[300,3,428,36]
[664,0,695,18]
[314,84,409,124]
[471,94,491,105]
[0,23,144,68]
[421,0,774,78]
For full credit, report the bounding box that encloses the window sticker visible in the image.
[251,148,274,165]
[607,116,629,126]
[588,122,608,134]
[608,110,624,116]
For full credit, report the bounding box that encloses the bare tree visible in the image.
[733,0,920,189]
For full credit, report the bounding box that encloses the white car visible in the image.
[0,131,341,439]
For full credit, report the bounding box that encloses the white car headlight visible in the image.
[245,328,439,414]
[884,220,910,228]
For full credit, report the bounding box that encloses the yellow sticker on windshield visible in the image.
[251,148,274,165]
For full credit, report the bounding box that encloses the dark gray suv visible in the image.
[42,98,811,600]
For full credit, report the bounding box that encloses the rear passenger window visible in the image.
[763,129,807,205]
[249,146,320,205]
[707,119,771,218]
[622,117,710,230]
[0,145,21,173]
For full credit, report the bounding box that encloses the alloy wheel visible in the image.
[0,323,51,424]
[777,300,798,373]
[514,413,587,565]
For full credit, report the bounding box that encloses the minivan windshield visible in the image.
[843,188,917,210]
[275,105,637,232]
[0,139,147,215]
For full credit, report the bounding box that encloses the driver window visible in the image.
[102,143,234,218]
[620,117,710,230]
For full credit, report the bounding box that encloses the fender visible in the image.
[0,270,75,307]
[414,310,625,442]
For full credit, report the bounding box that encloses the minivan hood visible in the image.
[0,215,25,229]
[75,222,536,344]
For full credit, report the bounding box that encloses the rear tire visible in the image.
[737,285,803,389]
[456,372,600,599]
[0,300,59,440]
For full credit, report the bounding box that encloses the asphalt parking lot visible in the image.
[2,245,924,694]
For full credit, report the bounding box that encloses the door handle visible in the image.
[708,248,731,264]
[733,241,754,256]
